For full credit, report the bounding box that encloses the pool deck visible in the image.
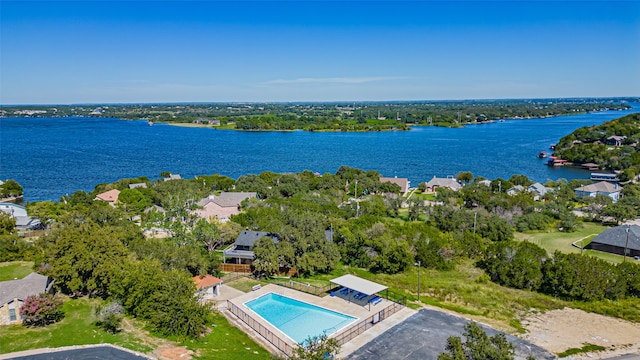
[223,284,416,358]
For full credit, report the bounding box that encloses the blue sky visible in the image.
[1,1,639,104]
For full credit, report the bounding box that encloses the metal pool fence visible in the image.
[226,298,404,356]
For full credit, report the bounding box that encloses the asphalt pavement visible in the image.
[347,308,556,360]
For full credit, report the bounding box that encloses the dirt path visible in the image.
[521,308,640,359]
[120,318,193,360]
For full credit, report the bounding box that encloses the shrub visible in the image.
[20,293,64,327]
[95,301,124,333]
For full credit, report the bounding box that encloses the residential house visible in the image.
[0,203,42,230]
[128,183,147,189]
[528,182,554,201]
[379,177,410,195]
[506,185,525,196]
[0,273,54,325]
[589,225,640,257]
[94,189,120,205]
[193,275,223,300]
[606,135,626,147]
[575,181,621,203]
[193,192,257,223]
[223,230,280,265]
[163,174,182,181]
[425,176,462,192]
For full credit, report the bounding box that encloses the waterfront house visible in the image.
[223,230,280,265]
[506,185,525,196]
[94,189,120,205]
[606,135,626,147]
[589,225,640,258]
[128,182,147,189]
[193,192,257,223]
[379,176,410,195]
[425,176,462,192]
[582,163,600,171]
[0,202,42,230]
[163,174,182,181]
[528,182,554,201]
[0,273,54,325]
[193,275,223,300]
[575,181,621,203]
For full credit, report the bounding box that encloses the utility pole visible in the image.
[473,212,477,234]
[414,261,421,302]
[625,224,631,262]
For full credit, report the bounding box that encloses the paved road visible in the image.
[2,345,151,360]
[347,308,556,360]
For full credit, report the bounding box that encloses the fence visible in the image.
[332,301,404,346]
[219,263,252,273]
[226,300,296,357]
[269,279,333,296]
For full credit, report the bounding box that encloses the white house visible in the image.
[575,181,621,203]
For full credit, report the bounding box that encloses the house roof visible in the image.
[507,185,525,193]
[529,182,553,196]
[164,174,181,181]
[234,230,279,247]
[95,189,120,203]
[128,183,147,189]
[0,273,52,305]
[380,177,410,193]
[575,181,619,194]
[591,225,640,251]
[193,275,223,289]
[330,274,388,296]
[197,192,257,208]
[426,176,462,191]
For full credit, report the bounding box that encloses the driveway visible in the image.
[347,308,556,360]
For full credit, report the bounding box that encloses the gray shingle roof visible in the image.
[575,181,619,193]
[591,225,640,251]
[234,230,279,247]
[0,273,52,305]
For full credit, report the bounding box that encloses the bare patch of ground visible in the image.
[120,318,192,360]
[521,308,640,359]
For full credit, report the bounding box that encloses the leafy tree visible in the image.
[292,334,340,360]
[508,174,533,187]
[618,261,640,297]
[41,220,129,297]
[0,234,35,261]
[20,293,64,327]
[438,321,515,360]
[0,179,23,197]
[481,241,546,291]
[95,301,124,333]
[456,171,474,184]
[0,212,16,234]
[253,236,280,275]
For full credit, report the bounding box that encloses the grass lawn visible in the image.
[0,261,34,281]
[0,298,153,354]
[515,222,627,264]
[308,260,640,332]
[177,312,271,359]
[0,297,272,359]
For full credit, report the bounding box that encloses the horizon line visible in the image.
[2,96,639,107]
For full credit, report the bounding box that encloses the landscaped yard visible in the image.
[0,261,34,281]
[0,296,271,359]
[514,222,626,263]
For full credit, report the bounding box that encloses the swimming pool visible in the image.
[244,292,357,345]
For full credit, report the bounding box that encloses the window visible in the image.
[9,308,16,322]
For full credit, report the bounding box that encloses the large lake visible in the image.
[1,104,639,202]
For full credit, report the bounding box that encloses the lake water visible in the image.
[1,104,639,202]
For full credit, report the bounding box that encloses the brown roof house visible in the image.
[380,177,410,195]
[94,189,120,205]
[193,192,257,223]
[193,275,223,301]
[0,273,54,325]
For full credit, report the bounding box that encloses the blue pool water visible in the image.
[244,292,357,345]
